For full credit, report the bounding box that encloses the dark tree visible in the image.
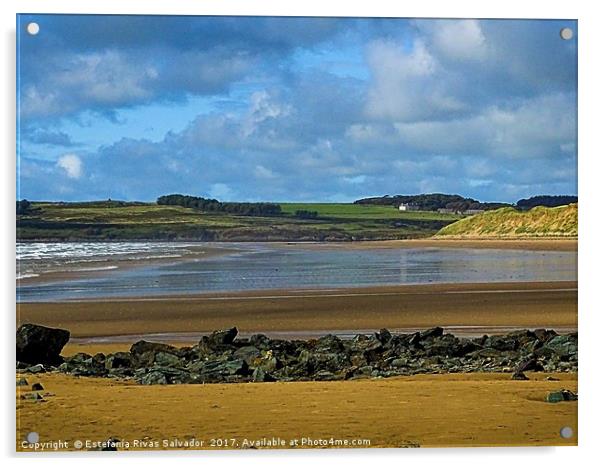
[516,195,578,210]
[157,194,282,216]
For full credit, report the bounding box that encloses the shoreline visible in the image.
[16,243,240,286]
[279,238,577,252]
[18,281,577,340]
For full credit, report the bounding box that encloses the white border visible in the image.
[2,1,601,465]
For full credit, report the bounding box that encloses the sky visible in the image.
[16,15,577,203]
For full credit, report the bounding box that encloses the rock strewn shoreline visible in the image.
[16,324,577,385]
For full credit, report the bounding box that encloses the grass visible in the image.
[18,202,461,241]
[437,204,578,238]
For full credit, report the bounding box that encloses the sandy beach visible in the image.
[280,238,578,252]
[18,280,577,343]
[16,371,577,450]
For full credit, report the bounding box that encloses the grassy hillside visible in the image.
[436,204,577,238]
[17,201,460,242]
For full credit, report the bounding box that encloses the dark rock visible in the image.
[105,352,132,370]
[545,335,577,357]
[16,323,70,365]
[206,327,238,346]
[31,382,44,391]
[233,346,261,365]
[249,334,271,349]
[26,364,46,374]
[533,328,558,343]
[547,389,578,403]
[16,377,28,386]
[515,358,545,373]
[375,328,392,344]
[511,371,529,380]
[130,340,179,356]
[421,327,444,339]
[252,367,277,382]
[20,392,43,401]
[153,351,182,367]
[485,335,518,352]
[315,334,345,353]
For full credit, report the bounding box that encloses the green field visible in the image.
[17,201,461,241]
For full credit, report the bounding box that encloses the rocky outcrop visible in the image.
[16,323,70,366]
[16,325,578,385]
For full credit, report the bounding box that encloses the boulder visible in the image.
[545,335,577,357]
[547,389,578,403]
[105,352,132,370]
[31,382,44,391]
[16,323,70,365]
[421,327,444,339]
[252,367,277,382]
[206,327,238,346]
[515,358,545,373]
[16,377,28,386]
[233,346,261,365]
[130,340,179,356]
[511,371,529,380]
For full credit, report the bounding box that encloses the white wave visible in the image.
[16,273,39,280]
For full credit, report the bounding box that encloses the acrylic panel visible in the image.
[16,14,578,452]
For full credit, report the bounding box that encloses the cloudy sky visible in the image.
[17,15,577,203]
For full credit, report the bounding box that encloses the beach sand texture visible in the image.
[16,372,577,450]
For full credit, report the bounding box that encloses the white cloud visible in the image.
[56,154,83,179]
[428,20,487,61]
[364,40,466,122]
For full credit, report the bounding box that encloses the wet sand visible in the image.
[282,238,577,252]
[16,372,577,450]
[17,281,577,342]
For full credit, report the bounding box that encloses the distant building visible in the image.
[464,209,485,215]
[399,203,420,212]
[437,208,455,214]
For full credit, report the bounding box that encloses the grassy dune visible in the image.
[437,204,577,238]
[17,202,459,241]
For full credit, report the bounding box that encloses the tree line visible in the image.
[354,194,509,211]
[157,194,282,216]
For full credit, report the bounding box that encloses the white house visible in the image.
[399,203,420,212]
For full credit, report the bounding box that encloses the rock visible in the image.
[26,364,46,374]
[130,340,179,356]
[153,351,182,367]
[485,335,518,352]
[139,370,168,385]
[545,376,560,381]
[547,389,578,403]
[375,328,392,344]
[421,327,444,339]
[252,367,277,382]
[249,334,271,349]
[315,334,345,353]
[16,323,70,366]
[545,335,577,357]
[233,346,261,365]
[207,327,238,346]
[31,382,44,391]
[101,438,120,451]
[515,358,544,373]
[105,352,132,370]
[313,370,341,381]
[20,392,43,401]
[511,371,529,380]
[533,328,558,343]
[16,377,28,386]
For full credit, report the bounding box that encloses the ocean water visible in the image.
[16,242,577,302]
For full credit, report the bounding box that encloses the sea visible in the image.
[16,242,577,302]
